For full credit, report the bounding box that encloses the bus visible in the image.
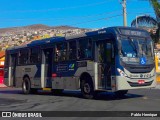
[4,26,156,99]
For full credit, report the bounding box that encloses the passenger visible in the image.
[55,47,60,61]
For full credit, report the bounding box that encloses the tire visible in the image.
[51,89,63,95]
[115,90,128,97]
[22,77,31,94]
[80,79,95,99]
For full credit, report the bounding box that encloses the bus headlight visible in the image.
[117,68,127,77]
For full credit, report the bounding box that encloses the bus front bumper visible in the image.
[116,76,157,90]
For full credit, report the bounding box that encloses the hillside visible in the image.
[0,24,87,35]
[0,24,91,51]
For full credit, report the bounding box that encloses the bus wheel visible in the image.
[115,90,128,97]
[51,89,63,95]
[22,77,31,94]
[81,80,95,99]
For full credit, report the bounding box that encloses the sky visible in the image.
[0,0,156,29]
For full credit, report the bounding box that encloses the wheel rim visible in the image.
[23,80,29,91]
[83,83,91,93]
[23,82,26,91]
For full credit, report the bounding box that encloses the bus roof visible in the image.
[6,26,150,51]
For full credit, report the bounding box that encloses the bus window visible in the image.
[69,41,76,60]
[55,43,67,61]
[97,41,114,63]
[18,49,29,65]
[78,39,92,59]
[106,43,112,62]
[97,42,105,63]
[30,48,41,64]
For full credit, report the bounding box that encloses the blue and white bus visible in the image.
[4,26,156,99]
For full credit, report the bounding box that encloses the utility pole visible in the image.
[121,0,127,26]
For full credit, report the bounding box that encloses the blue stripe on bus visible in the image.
[34,64,41,78]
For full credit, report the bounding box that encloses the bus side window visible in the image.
[69,41,76,60]
[30,48,40,64]
[106,43,114,63]
[55,43,67,62]
[85,40,92,58]
[97,42,105,62]
[18,49,29,65]
[78,39,92,59]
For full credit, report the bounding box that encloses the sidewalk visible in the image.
[155,73,160,89]
[155,82,160,89]
[0,83,7,88]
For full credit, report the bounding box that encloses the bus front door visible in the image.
[96,40,112,89]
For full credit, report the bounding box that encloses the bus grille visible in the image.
[127,81,153,87]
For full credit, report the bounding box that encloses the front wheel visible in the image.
[81,80,95,99]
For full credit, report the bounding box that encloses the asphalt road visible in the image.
[0,87,160,120]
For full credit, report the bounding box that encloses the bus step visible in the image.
[42,88,51,91]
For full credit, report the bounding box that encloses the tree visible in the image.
[131,15,158,43]
[131,15,158,28]
[150,0,160,42]
[150,0,160,21]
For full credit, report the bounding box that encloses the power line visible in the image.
[0,7,153,22]
[0,11,155,28]
[0,10,121,22]
[129,11,155,15]
[0,11,154,25]
[69,12,155,26]
[70,14,123,26]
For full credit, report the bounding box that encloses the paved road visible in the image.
[0,87,160,120]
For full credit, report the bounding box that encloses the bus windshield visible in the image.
[120,38,154,64]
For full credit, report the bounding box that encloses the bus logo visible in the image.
[140,57,146,65]
[69,63,75,70]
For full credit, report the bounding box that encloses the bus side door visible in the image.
[96,40,113,89]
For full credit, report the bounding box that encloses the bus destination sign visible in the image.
[119,29,148,37]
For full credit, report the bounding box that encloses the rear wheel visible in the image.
[81,79,95,99]
[22,77,31,94]
[22,77,37,94]
[115,90,128,97]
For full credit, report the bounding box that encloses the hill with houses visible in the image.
[0,24,92,51]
